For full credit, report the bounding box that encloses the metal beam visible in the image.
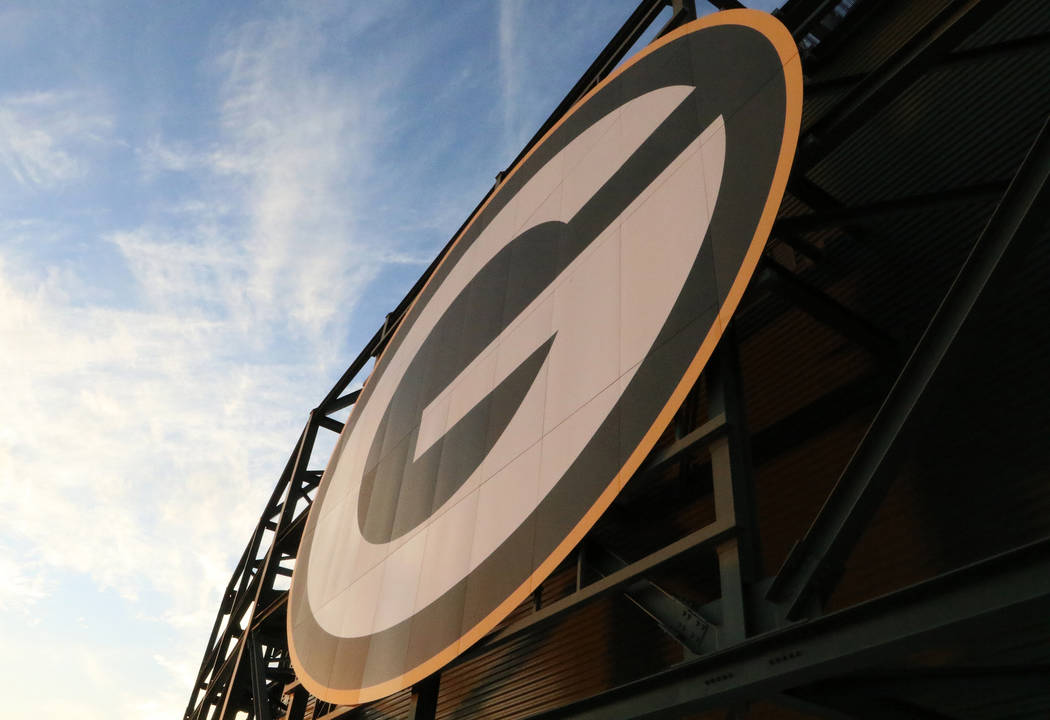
[752,374,886,467]
[520,536,1050,720]
[706,329,762,646]
[407,674,441,720]
[315,415,345,434]
[773,181,1008,235]
[758,258,899,368]
[636,413,726,480]
[323,389,360,414]
[284,687,308,720]
[589,543,716,656]
[461,519,735,662]
[248,633,273,720]
[768,116,1050,620]
[706,0,744,10]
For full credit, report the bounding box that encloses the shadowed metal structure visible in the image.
[184,0,1050,718]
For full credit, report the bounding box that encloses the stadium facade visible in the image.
[184,0,1050,718]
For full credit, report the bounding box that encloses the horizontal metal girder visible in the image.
[521,536,1050,720]
[773,181,1008,235]
[460,520,735,663]
[758,258,899,368]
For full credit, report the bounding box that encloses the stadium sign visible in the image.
[289,9,802,703]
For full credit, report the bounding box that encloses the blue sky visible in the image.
[0,1,778,717]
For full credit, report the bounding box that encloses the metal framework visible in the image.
[185,0,1050,718]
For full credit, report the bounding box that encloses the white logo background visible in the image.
[306,85,726,638]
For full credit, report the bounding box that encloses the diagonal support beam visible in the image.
[758,258,899,368]
[589,542,716,656]
[774,181,1009,235]
[768,116,1050,620]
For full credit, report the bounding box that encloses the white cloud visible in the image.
[0,4,436,714]
[498,0,524,153]
[0,547,52,613]
[0,91,111,188]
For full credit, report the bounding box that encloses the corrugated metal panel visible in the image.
[957,0,1050,49]
[808,0,953,81]
[435,595,684,719]
[799,83,850,134]
[356,688,412,720]
[740,305,875,436]
[810,47,1050,205]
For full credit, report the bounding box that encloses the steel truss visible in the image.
[185,0,1050,718]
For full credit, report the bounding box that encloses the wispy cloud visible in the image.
[0,547,52,613]
[0,4,428,708]
[0,91,111,188]
[498,0,525,156]
[2,2,654,716]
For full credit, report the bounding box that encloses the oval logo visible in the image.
[289,9,801,703]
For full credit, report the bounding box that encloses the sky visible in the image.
[0,1,778,717]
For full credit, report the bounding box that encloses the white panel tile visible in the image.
[496,293,554,379]
[307,495,348,611]
[319,447,361,520]
[519,178,564,231]
[620,137,711,375]
[513,151,564,233]
[483,295,554,476]
[544,227,621,432]
[539,379,622,497]
[470,442,541,569]
[415,489,480,613]
[700,115,726,216]
[321,497,364,605]
[483,361,547,479]
[334,560,385,639]
[372,526,428,633]
[560,109,619,180]
[351,531,390,582]
[463,203,514,284]
[415,390,451,465]
[446,345,498,435]
[620,85,693,159]
[562,114,622,221]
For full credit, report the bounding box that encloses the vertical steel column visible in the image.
[407,673,440,720]
[284,687,308,720]
[706,326,761,646]
[248,632,273,720]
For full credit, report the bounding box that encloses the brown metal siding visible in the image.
[435,594,684,719]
